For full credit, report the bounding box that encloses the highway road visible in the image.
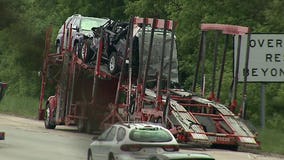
[0,113,283,160]
[0,114,93,160]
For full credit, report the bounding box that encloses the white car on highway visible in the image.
[87,122,179,160]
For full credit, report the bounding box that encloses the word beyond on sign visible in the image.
[243,68,284,77]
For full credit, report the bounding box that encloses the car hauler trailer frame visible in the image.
[38,24,119,132]
[101,17,259,149]
[39,16,259,149]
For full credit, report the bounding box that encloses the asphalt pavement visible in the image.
[0,113,283,160]
[0,114,93,160]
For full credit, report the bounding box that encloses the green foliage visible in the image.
[264,0,284,31]
[0,0,25,28]
[266,113,284,131]
[125,0,169,18]
[0,95,38,119]
[258,127,284,154]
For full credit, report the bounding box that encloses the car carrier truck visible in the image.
[39,16,259,149]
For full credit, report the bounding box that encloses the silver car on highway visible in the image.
[87,122,179,160]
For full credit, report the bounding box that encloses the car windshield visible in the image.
[129,127,172,142]
[80,17,109,31]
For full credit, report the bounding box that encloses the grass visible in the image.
[0,95,39,119]
[0,95,284,155]
[258,128,284,155]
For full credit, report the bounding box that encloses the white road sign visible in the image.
[235,34,284,82]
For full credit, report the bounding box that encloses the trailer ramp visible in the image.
[169,89,259,148]
[144,89,209,144]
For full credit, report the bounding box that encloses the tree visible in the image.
[0,0,24,29]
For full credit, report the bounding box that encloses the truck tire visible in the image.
[108,52,118,74]
[77,104,89,133]
[44,103,56,129]
[77,118,87,133]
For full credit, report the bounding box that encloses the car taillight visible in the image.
[120,144,142,152]
[162,145,179,152]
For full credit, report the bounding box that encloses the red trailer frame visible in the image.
[38,23,118,132]
[100,17,259,148]
[38,17,259,149]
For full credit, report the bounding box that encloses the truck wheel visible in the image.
[44,103,56,129]
[77,104,88,132]
[77,118,87,133]
[109,52,118,74]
